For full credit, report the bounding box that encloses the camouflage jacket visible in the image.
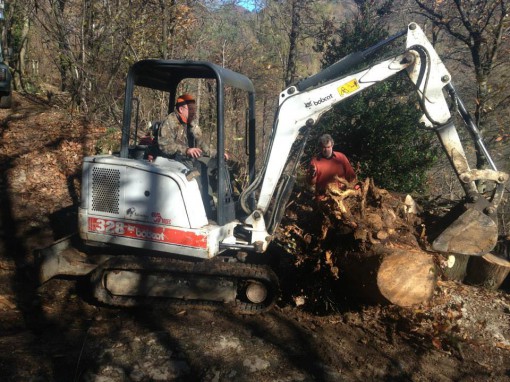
[157,112,213,158]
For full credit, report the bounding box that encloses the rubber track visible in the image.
[89,255,280,314]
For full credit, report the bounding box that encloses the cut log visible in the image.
[376,230,389,241]
[465,253,510,290]
[375,246,437,307]
[441,253,469,281]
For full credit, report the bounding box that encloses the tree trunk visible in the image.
[14,16,30,92]
[284,0,302,87]
[465,253,510,290]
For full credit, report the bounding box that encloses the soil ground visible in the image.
[0,93,509,381]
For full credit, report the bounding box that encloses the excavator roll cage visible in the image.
[123,60,258,226]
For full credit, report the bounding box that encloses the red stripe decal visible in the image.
[88,217,207,249]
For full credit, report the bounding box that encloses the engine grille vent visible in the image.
[91,167,120,214]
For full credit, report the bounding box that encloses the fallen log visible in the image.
[465,253,510,290]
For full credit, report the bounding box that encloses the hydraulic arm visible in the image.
[240,22,508,256]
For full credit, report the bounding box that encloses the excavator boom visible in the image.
[240,22,507,256]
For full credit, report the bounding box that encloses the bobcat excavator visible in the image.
[38,23,508,313]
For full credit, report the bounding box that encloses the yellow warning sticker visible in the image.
[337,79,360,96]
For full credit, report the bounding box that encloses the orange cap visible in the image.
[176,93,195,106]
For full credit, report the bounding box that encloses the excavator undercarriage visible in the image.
[90,255,279,313]
[38,236,279,313]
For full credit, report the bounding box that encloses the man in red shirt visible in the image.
[308,134,356,198]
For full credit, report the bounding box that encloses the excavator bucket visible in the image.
[432,208,498,256]
[37,234,99,283]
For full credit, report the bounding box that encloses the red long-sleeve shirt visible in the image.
[309,151,356,194]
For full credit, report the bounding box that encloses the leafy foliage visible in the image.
[317,79,439,192]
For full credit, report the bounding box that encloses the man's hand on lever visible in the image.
[186,147,203,158]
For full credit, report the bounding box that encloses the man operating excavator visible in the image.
[157,93,229,164]
[157,93,209,165]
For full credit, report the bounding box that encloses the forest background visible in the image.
[1,0,509,237]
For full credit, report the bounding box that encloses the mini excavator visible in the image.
[38,23,508,313]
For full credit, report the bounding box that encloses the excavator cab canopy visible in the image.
[120,59,256,156]
[120,59,257,225]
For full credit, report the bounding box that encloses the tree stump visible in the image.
[465,253,510,290]
[310,180,438,307]
[441,253,469,281]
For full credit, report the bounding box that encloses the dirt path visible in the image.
[0,93,509,381]
[1,274,509,381]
